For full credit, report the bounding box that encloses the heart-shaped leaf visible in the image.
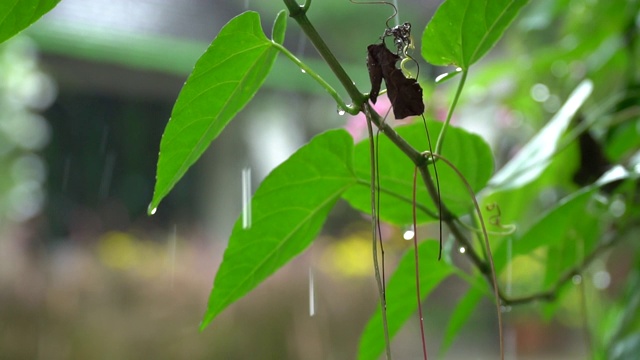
[343,122,494,225]
[150,11,281,212]
[200,130,357,329]
[422,0,529,69]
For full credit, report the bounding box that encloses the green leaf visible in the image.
[200,130,357,329]
[487,79,593,191]
[357,241,454,360]
[422,0,529,69]
[0,0,60,44]
[342,122,493,225]
[272,10,287,44]
[493,166,634,277]
[150,11,280,213]
[494,188,595,277]
[440,285,483,357]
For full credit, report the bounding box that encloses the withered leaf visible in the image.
[366,43,424,119]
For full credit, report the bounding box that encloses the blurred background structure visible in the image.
[2,0,637,358]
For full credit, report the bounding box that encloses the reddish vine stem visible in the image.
[423,152,504,360]
[413,166,429,360]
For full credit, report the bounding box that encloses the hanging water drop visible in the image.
[572,274,582,284]
[300,68,306,74]
[458,246,466,254]
[337,108,346,116]
[148,206,157,215]
[593,270,611,290]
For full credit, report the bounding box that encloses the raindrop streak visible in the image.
[309,267,316,317]
[242,167,252,229]
[99,153,116,199]
[392,0,400,26]
[506,237,512,296]
[168,224,177,288]
[296,32,307,58]
[61,156,71,191]
[505,325,518,359]
[100,125,109,154]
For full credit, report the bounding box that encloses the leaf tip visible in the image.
[147,202,158,216]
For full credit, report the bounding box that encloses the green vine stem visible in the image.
[271,42,359,115]
[283,0,367,112]
[281,0,622,357]
[435,69,468,155]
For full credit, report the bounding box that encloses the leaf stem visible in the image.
[272,42,359,115]
[422,151,504,360]
[366,113,393,360]
[283,0,367,111]
[354,179,439,219]
[435,70,468,155]
[412,166,429,360]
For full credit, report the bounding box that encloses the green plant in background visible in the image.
[2,0,640,358]
[0,39,53,224]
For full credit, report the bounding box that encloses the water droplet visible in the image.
[572,274,582,284]
[148,205,157,215]
[609,198,626,217]
[402,230,414,240]
[458,246,466,254]
[500,305,512,313]
[435,73,448,83]
[530,83,550,102]
[337,108,346,116]
[593,270,611,290]
[300,68,306,74]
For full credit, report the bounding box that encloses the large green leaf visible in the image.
[422,0,529,69]
[493,166,635,278]
[150,11,281,212]
[200,130,357,329]
[342,122,493,225]
[440,285,483,357]
[0,0,60,44]
[357,241,454,360]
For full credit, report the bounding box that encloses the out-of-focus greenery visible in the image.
[1,0,639,359]
[0,38,54,224]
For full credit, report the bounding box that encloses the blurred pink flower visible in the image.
[344,95,413,142]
